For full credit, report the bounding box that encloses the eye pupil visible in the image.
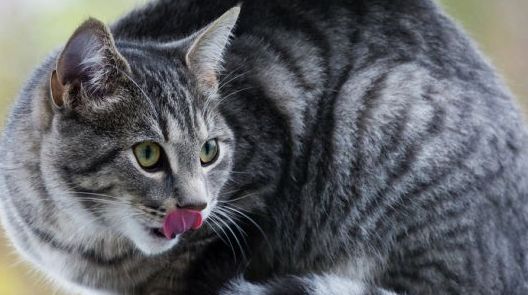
[143,146,152,159]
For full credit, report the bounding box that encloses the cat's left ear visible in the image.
[185,6,241,94]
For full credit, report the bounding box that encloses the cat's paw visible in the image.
[220,276,308,295]
[220,274,397,295]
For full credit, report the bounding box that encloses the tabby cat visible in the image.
[1,0,528,294]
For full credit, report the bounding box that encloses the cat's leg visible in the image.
[220,274,397,295]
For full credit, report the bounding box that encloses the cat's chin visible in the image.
[117,219,181,255]
[121,205,214,255]
[132,231,181,255]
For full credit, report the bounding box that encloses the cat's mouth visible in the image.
[145,209,203,240]
[148,227,166,239]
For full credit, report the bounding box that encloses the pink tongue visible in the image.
[162,210,203,240]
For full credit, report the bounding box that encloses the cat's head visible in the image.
[40,7,241,255]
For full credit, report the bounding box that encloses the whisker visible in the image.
[218,68,252,92]
[211,210,247,261]
[216,207,247,238]
[204,86,253,120]
[218,191,258,203]
[220,204,271,250]
[207,214,237,260]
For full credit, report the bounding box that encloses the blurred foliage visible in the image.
[0,0,144,127]
[0,0,527,294]
[441,0,528,111]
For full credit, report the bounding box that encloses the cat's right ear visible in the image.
[50,18,130,109]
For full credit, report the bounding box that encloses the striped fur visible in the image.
[1,0,528,294]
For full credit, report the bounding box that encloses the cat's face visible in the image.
[40,9,240,255]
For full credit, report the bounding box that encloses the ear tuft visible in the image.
[185,6,241,93]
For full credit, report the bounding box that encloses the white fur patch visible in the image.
[221,277,266,295]
[306,274,396,295]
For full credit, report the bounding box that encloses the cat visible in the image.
[1,0,528,294]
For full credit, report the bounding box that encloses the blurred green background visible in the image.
[0,0,527,294]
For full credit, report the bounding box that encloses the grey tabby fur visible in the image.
[1,0,528,294]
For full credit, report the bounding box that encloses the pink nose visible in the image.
[162,209,203,240]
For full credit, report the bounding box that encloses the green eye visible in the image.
[200,139,219,166]
[133,142,161,169]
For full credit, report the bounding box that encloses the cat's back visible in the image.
[111,0,518,109]
[112,0,528,197]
